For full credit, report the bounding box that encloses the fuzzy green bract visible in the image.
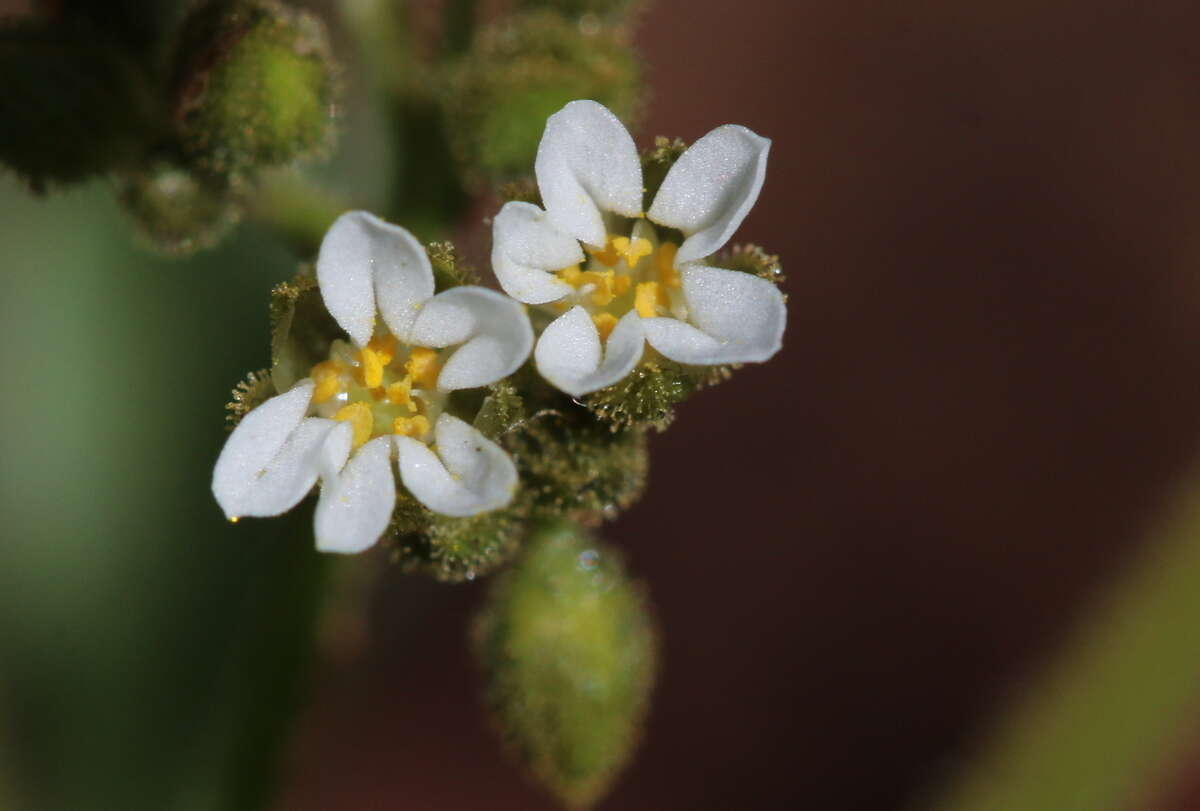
[474,521,656,809]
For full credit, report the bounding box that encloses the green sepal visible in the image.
[442,10,640,187]
[583,358,711,431]
[224,367,275,429]
[473,378,528,441]
[388,493,528,583]
[505,409,648,521]
[115,159,244,256]
[709,243,786,287]
[426,240,477,292]
[640,136,688,210]
[0,18,157,191]
[172,0,339,175]
[474,520,657,809]
[268,268,343,394]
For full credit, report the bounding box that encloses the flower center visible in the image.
[553,222,685,340]
[307,334,445,448]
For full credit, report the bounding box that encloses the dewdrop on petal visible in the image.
[212,211,534,554]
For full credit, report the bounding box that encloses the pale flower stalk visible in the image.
[213,211,533,553]
[491,99,787,397]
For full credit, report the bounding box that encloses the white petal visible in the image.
[394,415,518,517]
[535,100,643,248]
[314,436,396,554]
[213,381,316,518]
[319,421,354,483]
[642,265,786,364]
[408,286,534,391]
[534,307,644,397]
[214,415,336,520]
[647,125,770,265]
[316,211,434,346]
[490,201,582,304]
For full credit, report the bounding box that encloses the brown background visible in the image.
[278,1,1200,809]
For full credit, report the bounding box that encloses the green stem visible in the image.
[933,469,1200,811]
[250,170,348,257]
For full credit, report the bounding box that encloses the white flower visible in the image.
[212,211,534,553]
[491,99,786,397]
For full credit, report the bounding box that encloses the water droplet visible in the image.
[465,570,477,581]
[578,549,599,571]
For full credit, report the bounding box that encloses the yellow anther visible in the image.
[386,377,414,407]
[592,312,618,341]
[310,360,342,404]
[614,275,632,296]
[580,269,617,306]
[635,282,669,318]
[393,414,430,438]
[334,402,374,449]
[406,347,441,390]
[359,346,385,388]
[557,265,583,286]
[367,334,398,366]
[612,236,653,268]
[585,240,620,267]
[656,242,681,289]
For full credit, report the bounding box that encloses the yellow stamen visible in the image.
[406,347,441,390]
[593,312,618,341]
[635,282,668,318]
[585,240,620,267]
[386,377,414,407]
[557,265,583,286]
[614,274,632,296]
[359,346,385,388]
[393,414,430,438]
[310,360,342,404]
[656,242,681,289]
[580,269,617,306]
[334,402,374,449]
[612,236,653,268]
[367,334,398,366]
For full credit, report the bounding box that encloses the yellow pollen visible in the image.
[359,346,385,388]
[612,236,653,268]
[367,334,398,366]
[386,377,414,407]
[557,265,583,286]
[580,270,617,306]
[585,240,620,267]
[310,360,342,404]
[406,347,441,390]
[334,402,374,449]
[229,516,240,524]
[614,275,632,295]
[635,282,669,318]
[656,242,681,289]
[593,312,618,341]
[393,414,430,438]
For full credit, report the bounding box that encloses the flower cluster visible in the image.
[212,100,787,556]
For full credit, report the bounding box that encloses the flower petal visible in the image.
[642,265,786,364]
[314,436,396,554]
[647,125,770,265]
[535,100,643,248]
[316,211,434,346]
[491,201,582,304]
[394,415,518,517]
[213,381,317,518]
[534,306,644,397]
[318,421,354,483]
[408,286,534,391]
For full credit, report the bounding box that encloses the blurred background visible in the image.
[5,1,1200,809]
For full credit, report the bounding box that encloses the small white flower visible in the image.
[491,99,786,397]
[212,211,534,553]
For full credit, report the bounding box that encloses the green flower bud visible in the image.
[172,0,338,175]
[116,160,244,255]
[506,410,648,520]
[443,10,639,187]
[0,19,155,191]
[474,520,657,809]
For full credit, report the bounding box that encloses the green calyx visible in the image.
[224,368,274,429]
[388,495,527,583]
[505,410,648,521]
[584,358,725,432]
[116,159,244,256]
[0,18,156,191]
[443,10,639,187]
[172,0,338,175]
[710,243,786,287]
[474,520,657,809]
